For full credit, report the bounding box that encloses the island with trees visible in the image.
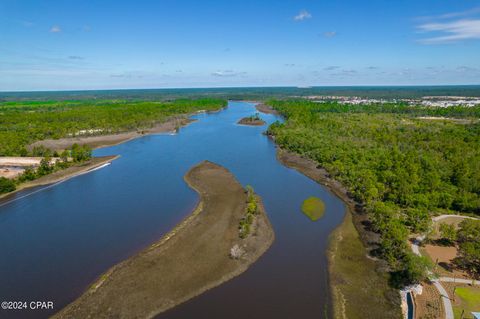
[237,112,266,126]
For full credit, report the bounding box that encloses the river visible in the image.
[0,101,345,318]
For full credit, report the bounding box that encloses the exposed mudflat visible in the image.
[255,103,280,115]
[29,117,194,151]
[53,160,274,319]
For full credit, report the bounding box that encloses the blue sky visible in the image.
[1,0,480,91]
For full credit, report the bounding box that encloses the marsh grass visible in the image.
[301,196,325,221]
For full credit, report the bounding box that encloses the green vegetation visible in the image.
[301,196,326,221]
[439,222,458,245]
[267,99,480,286]
[0,177,16,193]
[453,286,480,319]
[0,98,227,156]
[329,212,402,319]
[0,144,92,195]
[239,185,258,239]
[456,219,480,276]
[269,99,480,118]
[246,112,262,121]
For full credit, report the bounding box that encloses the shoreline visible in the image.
[53,161,275,318]
[1,112,206,201]
[255,103,280,116]
[29,116,197,152]
[237,117,266,126]
[275,148,402,319]
[0,155,119,201]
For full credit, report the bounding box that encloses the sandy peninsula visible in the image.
[29,116,194,151]
[0,156,118,200]
[53,161,274,319]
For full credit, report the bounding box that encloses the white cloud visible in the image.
[419,7,480,21]
[418,19,480,43]
[50,25,61,33]
[211,70,246,77]
[323,31,337,38]
[294,10,312,21]
[416,7,480,44]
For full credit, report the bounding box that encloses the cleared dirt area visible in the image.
[0,157,60,179]
[0,157,45,167]
[277,149,401,319]
[421,244,471,279]
[29,117,194,151]
[0,156,118,200]
[425,244,457,265]
[0,167,24,179]
[414,281,445,319]
[53,161,274,319]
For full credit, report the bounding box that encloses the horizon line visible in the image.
[2,83,480,94]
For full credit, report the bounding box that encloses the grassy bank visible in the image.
[53,161,274,318]
[276,149,401,318]
[328,211,401,319]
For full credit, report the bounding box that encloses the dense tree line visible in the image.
[267,99,480,286]
[239,185,258,239]
[0,99,227,156]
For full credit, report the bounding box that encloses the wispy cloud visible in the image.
[418,19,480,43]
[416,7,480,44]
[323,66,340,71]
[322,31,337,38]
[418,7,480,21]
[211,70,246,77]
[50,25,61,33]
[68,56,84,60]
[294,10,312,21]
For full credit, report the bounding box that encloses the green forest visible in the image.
[0,98,227,156]
[267,99,480,285]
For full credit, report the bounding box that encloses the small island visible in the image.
[53,161,274,318]
[301,196,326,221]
[237,112,266,126]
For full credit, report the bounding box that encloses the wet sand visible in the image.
[53,161,274,319]
[255,103,280,115]
[29,117,194,151]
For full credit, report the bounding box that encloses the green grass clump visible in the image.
[453,286,480,317]
[301,197,325,221]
